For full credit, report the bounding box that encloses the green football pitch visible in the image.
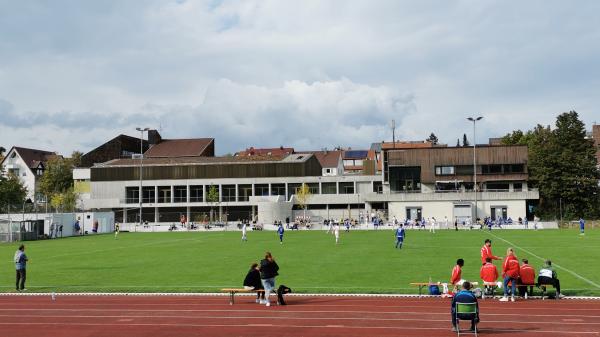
[1,229,599,295]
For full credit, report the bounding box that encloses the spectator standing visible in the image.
[451,281,479,332]
[537,260,564,299]
[260,252,280,307]
[454,217,458,231]
[480,239,501,265]
[114,222,120,239]
[243,263,265,303]
[500,248,520,302]
[518,259,536,298]
[579,218,585,235]
[14,245,28,292]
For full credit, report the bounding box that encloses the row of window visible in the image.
[435,164,525,176]
[124,182,358,204]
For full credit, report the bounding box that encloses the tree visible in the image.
[49,187,77,212]
[501,111,600,219]
[295,183,312,220]
[0,146,6,162]
[426,133,439,145]
[206,185,220,223]
[0,171,27,212]
[70,151,83,167]
[462,134,470,147]
[456,139,460,147]
[39,156,80,211]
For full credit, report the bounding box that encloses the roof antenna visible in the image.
[390,119,396,149]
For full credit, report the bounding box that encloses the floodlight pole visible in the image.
[136,127,149,230]
[467,116,483,222]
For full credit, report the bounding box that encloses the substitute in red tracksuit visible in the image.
[481,239,501,265]
[480,257,499,295]
[450,259,464,291]
[500,248,520,301]
[518,259,536,297]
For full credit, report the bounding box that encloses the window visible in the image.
[190,185,203,202]
[482,165,503,174]
[307,183,319,194]
[125,187,139,204]
[338,182,354,194]
[222,185,236,202]
[513,183,523,192]
[325,168,331,174]
[343,160,354,166]
[8,168,19,176]
[373,181,383,193]
[157,186,171,203]
[237,184,252,202]
[174,186,187,203]
[435,166,455,175]
[485,182,509,191]
[506,164,525,173]
[254,184,269,196]
[142,187,155,203]
[271,184,286,196]
[455,165,474,175]
[322,182,337,194]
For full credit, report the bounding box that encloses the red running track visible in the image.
[0,295,599,337]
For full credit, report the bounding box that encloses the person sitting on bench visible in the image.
[518,259,536,298]
[243,263,265,303]
[451,281,479,332]
[537,260,564,299]
[480,257,499,295]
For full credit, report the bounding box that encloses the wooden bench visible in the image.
[410,282,479,297]
[221,288,265,305]
[538,283,556,300]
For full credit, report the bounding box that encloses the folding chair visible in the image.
[455,302,479,336]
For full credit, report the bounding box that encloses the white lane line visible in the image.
[0,314,599,325]
[0,322,597,335]
[488,232,600,289]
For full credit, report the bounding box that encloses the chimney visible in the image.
[148,129,162,145]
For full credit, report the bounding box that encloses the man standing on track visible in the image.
[481,239,501,265]
[395,224,406,249]
[277,223,284,244]
[14,244,28,292]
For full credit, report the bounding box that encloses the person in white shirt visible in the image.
[334,224,340,244]
[444,216,449,230]
[241,221,248,242]
[429,217,436,233]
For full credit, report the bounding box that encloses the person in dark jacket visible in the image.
[260,252,279,307]
[451,281,479,332]
[243,263,265,303]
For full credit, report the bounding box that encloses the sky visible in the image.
[1,0,599,156]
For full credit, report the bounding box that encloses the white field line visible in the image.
[0,321,597,335]
[488,231,600,289]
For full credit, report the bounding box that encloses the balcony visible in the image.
[364,189,539,202]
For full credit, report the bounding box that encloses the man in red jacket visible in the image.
[518,259,536,298]
[480,239,501,265]
[480,257,499,296]
[500,248,520,302]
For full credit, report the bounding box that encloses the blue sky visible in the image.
[0,0,599,155]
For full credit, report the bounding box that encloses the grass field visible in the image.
[1,229,599,295]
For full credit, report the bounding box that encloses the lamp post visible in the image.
[467,116,483,222]
[136,127,149,229]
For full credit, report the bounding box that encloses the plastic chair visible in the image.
[455,302,479,336]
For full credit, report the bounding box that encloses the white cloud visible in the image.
[1,0,599,155]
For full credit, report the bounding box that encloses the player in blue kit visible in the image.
[579,218,585,235]
[277,224,285,244]
[395,224,406,249]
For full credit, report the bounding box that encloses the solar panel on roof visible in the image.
[344,150,369,159]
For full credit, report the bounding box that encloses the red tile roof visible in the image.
[12,147,58,169]
[144,139,214,158]
[237,147,295,157]
[298,151,341,168]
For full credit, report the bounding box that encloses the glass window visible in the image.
[222,185,236,202]
[190,185,203,202]
[237,184,252,202]
[126,187,139,204]
[322,182,337,194]
[271,184,286,196]
[254,184,269,196]
[307,183,319,194]
[174,186,187,203]
[157,186,171,203]
[338,182,354,194]
[373,181,383,193]
[142,187,155,203]
[435,166,455,175]
[513,183,523,192]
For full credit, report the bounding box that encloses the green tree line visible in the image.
[501,111,600,220]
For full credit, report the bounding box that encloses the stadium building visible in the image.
[74,131,539,226]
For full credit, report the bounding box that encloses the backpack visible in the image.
[428,284,441,295]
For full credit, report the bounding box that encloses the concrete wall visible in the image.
[388,199,527,222]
